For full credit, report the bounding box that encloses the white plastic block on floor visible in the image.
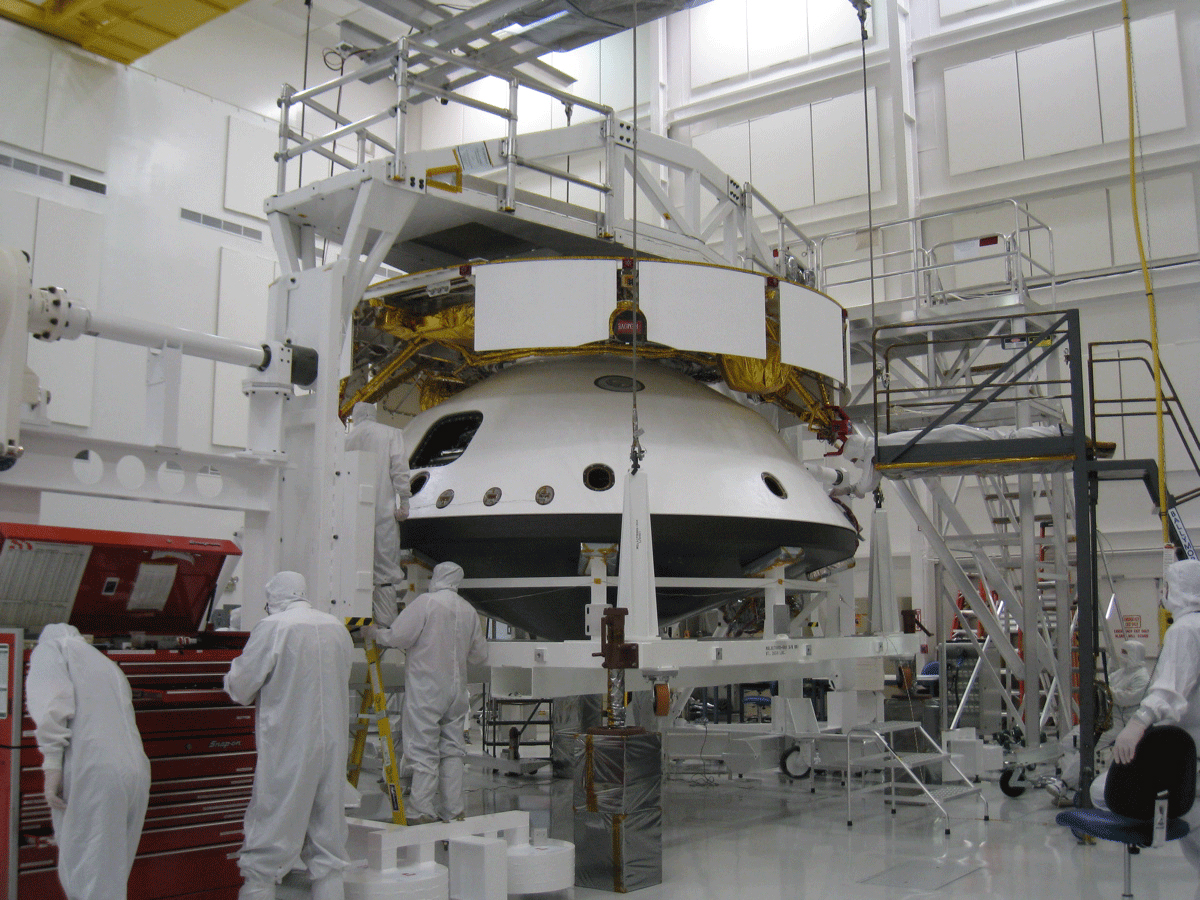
[450,835,507,900]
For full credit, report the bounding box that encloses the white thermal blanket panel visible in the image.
[638,261,766,359]
[779,282,845,387]
[473,259,616,351]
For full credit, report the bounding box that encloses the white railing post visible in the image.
[276,85,294,196]
[503,77,519,212]
[395,42,408,179]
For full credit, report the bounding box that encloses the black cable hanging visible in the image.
[851,0,881,510]
[850,0,876,334]
[628,0,645,473]
[297,0,314,187]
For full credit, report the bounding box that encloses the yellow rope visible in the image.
[1122,0,1169,544]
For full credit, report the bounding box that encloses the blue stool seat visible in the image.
[1056,807,1190,846]
[1055,725,1196,899]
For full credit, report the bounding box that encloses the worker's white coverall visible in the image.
[25,623,151,900]
[373,562,487,821]
[224,573,353,900]
[1108,640,1150,726]
[1092,560,1200,881]
[346,401,411,626]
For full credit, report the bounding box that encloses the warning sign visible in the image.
[1120,615,1150,641]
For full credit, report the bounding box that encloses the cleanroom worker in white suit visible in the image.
[1108,639,1151,727]
[346,401,411,626]
[368,561,488,823]
[1092,559,1200,882]
[224,572,354,900]
[25,622,151,900]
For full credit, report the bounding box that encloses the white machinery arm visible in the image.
[26,284,317,384]
[0,249,31,466]
[804,426,879,499]
[0,246,318,465]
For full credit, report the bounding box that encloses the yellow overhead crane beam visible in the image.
[0,0,251,64]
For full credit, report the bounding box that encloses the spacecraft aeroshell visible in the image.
[401,355,857,639]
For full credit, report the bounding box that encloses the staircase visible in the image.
[844,721,987,835]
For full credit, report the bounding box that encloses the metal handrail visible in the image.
[274,40,822,280]
[1088,340,1200,505]
[872,311,1075,458]
[817,198,1055,313]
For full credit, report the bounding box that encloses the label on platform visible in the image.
[765,641,801,658]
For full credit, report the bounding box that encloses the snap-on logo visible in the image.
[209,739,243,750]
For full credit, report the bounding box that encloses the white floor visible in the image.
[460,766,1200,900]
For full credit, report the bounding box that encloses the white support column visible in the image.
[884,0,918,218]
[867,506,901,635]
[277,262,353,617]
[1019,471,1040,749]
[0,249,31,464]
[145,343,181,449]
[763,560,788,640]
[617,468,659,641]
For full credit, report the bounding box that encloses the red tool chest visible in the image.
[0,523,251,900]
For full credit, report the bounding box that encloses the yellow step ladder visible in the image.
[346,623,407,825]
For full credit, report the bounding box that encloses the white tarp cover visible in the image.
[879,424,1069,445]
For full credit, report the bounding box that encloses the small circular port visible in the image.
[762,473,787,499]
[584,464,616,492]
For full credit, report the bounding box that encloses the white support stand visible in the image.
[345,811,573,900]
[867,506,901,635]
[145,343,182,449]
[762,558,790,640]
[616,468,658,641]
[448,836,506,900]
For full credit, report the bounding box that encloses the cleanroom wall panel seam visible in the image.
[224,116,286,221]
[1095,11,1187,145]
[473,259,616,351]
[638,261,765,359]
[0,188,36,256]
[808,0,862,55]
[1016,33,1102,160]
[0,22,50,156]
[1109,171,1200,266]
[811,88,880,205]
[27,199,100,428]
[749,105,815,212]
[691,121,751,187]
[213,247,274,449]
[747,0,808,72]
[943,52,1023,174]
[779,283,844,389]
[42,49,118,173]
[689,0,748,88]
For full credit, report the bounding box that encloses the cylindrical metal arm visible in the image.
[27,287,317,385]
